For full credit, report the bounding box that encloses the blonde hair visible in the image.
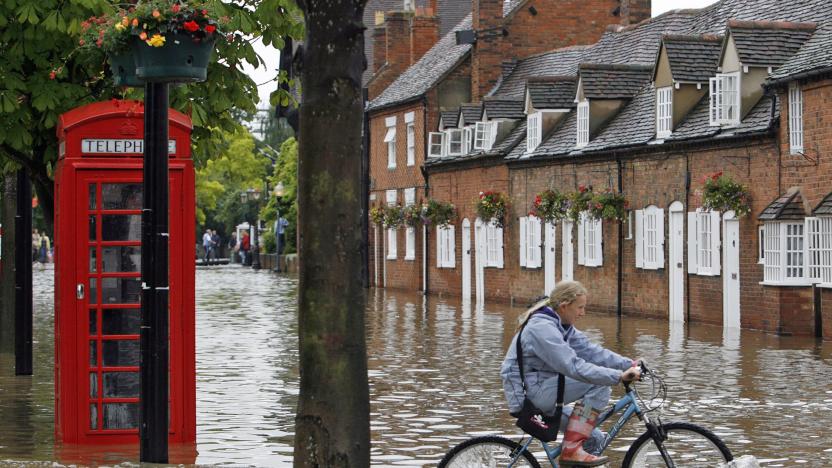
[515,281,588,330]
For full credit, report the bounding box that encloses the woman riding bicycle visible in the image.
[501,281,641,466]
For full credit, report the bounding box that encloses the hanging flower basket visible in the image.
[420,199,457,228]
[401,205,421,228]
[382,205,404,229]
[108,51,143,87]
[369,206,385,225]
[132,31,216,82]
[567,185,594,222]
[530,189,569,224]
[476,191,508,228]
[701,172,751,217]
[588,189,629,222]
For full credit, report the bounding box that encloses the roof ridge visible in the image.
[728,19,817,31]
[663,33,723,42]
[607,8,700,34]
[482,96,523,101]
[526,75,578,83]
[579,63,653,71]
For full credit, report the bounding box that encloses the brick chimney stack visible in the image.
[411,12,440,65]
[373,21,387,73]
[620,0,651,26]
[384,12,414,74]
[472,0,505,100]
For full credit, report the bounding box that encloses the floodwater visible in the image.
[1,265,831,467]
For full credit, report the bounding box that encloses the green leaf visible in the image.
[42,10,57,30]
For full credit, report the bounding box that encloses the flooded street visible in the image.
[1,265,831,466]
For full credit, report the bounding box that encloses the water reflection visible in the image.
[0,267,831,467]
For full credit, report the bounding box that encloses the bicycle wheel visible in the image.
[622,421,733,467]
[437,435,542,468]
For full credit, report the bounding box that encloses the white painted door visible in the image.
[475,218,485,303]
[544,222,557,295]
[561,220,574,281]
[462,219,471,302]
[723,212,741,329]
[668,202,685,323]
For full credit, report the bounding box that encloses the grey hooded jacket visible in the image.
[500,308,633,414]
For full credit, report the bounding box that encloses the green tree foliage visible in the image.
[260,136,296,253]
[0,0,304,229]
[195,128,270,235]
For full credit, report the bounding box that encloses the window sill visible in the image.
[387,166,397,170]
[691,272,719,276]
[404,256,415,261]
[817,283,832,289]
[437,265,455,269]
[386,256,397,260]
[759,281,811,287]
[521,266,541,270]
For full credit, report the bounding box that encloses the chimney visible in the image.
[620,0,651,26]
[410,13,440,65]
[472,0,505,100]
[373,22,387,73]
[384,11,414,75]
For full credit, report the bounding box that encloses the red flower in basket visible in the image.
[183,20,199,32]
[205,24,216,33]
[578,184,587,193]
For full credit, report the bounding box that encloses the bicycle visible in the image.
[438,362,733,467]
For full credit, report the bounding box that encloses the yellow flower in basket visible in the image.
[146,33,166,47]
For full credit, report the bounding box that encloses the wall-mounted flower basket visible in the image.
[108,52,143,87]
[421,199,457,228]
[588,189,628,222]
[567,185,594,222]
[476,191,508,228]
[370,206,385,225]
[402,205,421,228]
[702,171,751,217]
[531,189,569,224]
[382,205,404,229]
[132,32,216,83]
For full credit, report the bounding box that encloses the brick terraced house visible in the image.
[367,0,832,340]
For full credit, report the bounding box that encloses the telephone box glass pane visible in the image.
[89,184,96,210]
[90,278,98,304]
[102,215,141,241]
[102,340,140,367]
[102,246,141,272]
[102,309,141,335]
[89,341,98,366]
[89,248,97,272]
[102,184,143,210]
[103,403,138,429]
[89,310,97,335]
[89,216,97,240]
[90,373,98,397]
[90,405,98,430]
[101,278,141,304]
[104,372,139,398]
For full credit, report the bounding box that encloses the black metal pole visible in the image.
[14,170,33,375]
[252,208,261,270]
[140,82,169,463]
[274,206,281,272]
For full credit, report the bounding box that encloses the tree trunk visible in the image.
[293,1,370,467]
[0,173,16,356]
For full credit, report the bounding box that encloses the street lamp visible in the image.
[273,181,285,272]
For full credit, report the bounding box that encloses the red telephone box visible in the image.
[54,100,196,444]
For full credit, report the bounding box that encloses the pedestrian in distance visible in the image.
[210,230,221,262]
[32,228,41,263]
[228,232,238,263]
[500,281,641,466]
[276,216,289,255]
[202,229,213,265]
[240,230,250,266]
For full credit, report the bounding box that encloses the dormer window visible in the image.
[462,125,475,154]
[656,87,673,139]
[526,112,541,152]
[576,101,589,148]
[709,72,740,126]
[789,83,804,154]
[474,122,497,151]
[428,132,446,158]
[403,0,415,11]
[447,129,463,156]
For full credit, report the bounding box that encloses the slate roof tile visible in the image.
[490,46,591,98]
[759,190,806,220]
[769,24,832,84]
[368,15,472,110]
[440,109,459,128]
[483,98,525,120]
[579,64,653,99]
[583,83,656,151]
[728,20,817,68]
[812,192,832,216]
[527,77,578,109]
[460,103,484,125]
[662,34,723,83]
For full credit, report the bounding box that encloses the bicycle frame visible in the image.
[511,387,644,468]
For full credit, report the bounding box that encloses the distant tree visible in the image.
[293,1,370,467]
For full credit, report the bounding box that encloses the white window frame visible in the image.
[635,206,665,270]
[404,188,416,260]
[762,221,808,285]
[474,121,497,151]
[656,86,673,139]
[428,132,446,158]
[625,210,634,240]
[403,0,415,11]
[577,212,602,267]
[446,129,463,156]
[758,225,765,264]
[436,225,455,268]
[576,100,590,148]
[386,189,397,259]
[462,125,475,154]
[526,111,542,152]
[812,217,832,286]
[687,210,721,276]
[484,222,504,268]
[519,216,542,268]
[384,116,397,169]
[406,121,415,166]
[789,83,804,154]
[709,72,740,126]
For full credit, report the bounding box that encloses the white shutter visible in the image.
[688,212,698,274]
[710,211,721,274]
[448,225,456,268]
[806,217,821,282]
[436,226,443,268]
[388,228,397,259]
[577,215,585,265]
[519,217,528,267]
[496,226,504,268]
[405,227,415,260]
[635,210,644,268]
[656,208,665,269]
[594,218,603,267]
[488,121,498,149]
[709,76,721,126]
[562,220,574,281]
[531,217,542,268]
